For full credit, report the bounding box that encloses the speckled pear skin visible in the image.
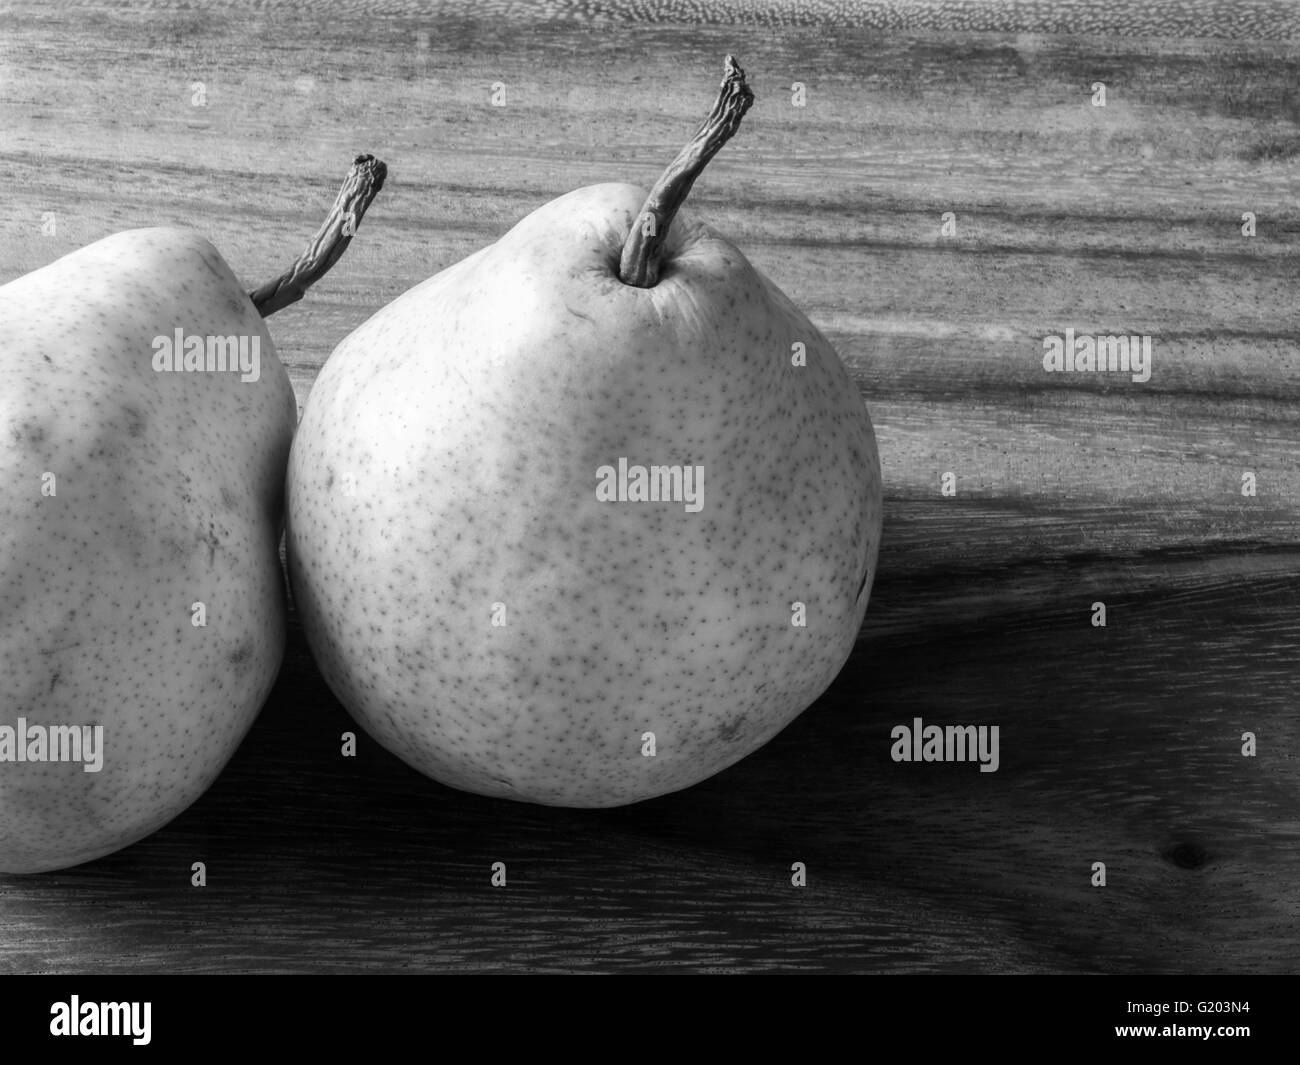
[0,228,297,873]
[287,183,881,807]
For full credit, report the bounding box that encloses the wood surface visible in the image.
[1,0,1298,973]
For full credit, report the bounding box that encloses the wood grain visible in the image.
[1,0,1297,973]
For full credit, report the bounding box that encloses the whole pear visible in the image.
[0,156,386,872]
[287,60,881,806]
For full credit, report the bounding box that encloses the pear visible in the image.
[287,59,881,807]
[0,155,386,873]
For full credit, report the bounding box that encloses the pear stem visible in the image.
[248,154,388,318]
[618,55,754,288]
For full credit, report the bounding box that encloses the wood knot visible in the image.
[1163,842,1209,870]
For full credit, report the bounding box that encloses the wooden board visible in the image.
[1,0,1297,973]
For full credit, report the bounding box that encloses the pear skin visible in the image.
[287,182,882,807]
[0,229,296,873]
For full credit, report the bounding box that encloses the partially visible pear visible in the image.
[0,156,386,873]
[287,59,881,807]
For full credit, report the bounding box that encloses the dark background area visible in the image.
[1,0,1297,972]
